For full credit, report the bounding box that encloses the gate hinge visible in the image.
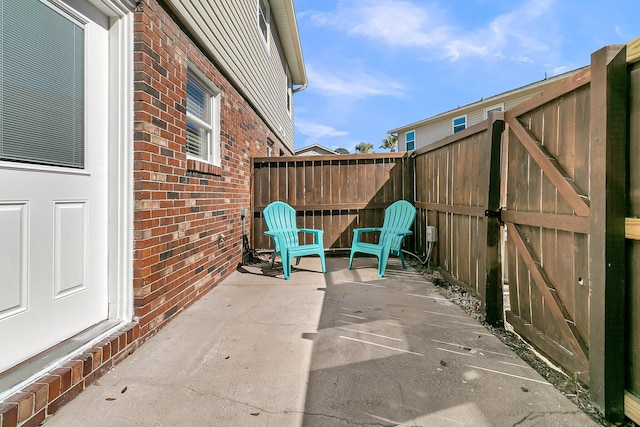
[484,207,504,223]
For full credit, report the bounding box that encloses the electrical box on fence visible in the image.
[426,226,437,243]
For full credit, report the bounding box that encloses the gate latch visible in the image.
[484,207,504,223]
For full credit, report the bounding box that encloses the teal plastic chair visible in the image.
[263,201,326,280]
[348,200,416,277]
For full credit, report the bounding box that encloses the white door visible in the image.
[0,0,110,372]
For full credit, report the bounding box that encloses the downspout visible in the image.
[293,81,307,93]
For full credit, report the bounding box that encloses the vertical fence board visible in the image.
[626,60,640,410]
[589,45,628,419]
[251,153,411,250]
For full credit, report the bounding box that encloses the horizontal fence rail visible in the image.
[251,153,413,250]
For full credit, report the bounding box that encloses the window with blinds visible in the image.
[0,0,85,169]
[186,67,220,166]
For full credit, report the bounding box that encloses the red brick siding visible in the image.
[0,0,292,424]
[131,0,289,340]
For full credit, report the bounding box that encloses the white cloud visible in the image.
[306,65,406,100]
[300,0,558,63]
[296,120,348,139]
[300,0,450,48]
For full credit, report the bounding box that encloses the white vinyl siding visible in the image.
[394,83,567,150]
[165,0,296,151]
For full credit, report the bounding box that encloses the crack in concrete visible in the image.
[512,410,585,426]
[302,412,395,426]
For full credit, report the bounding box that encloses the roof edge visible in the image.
[270,0,307,87]
[388,66,587,134]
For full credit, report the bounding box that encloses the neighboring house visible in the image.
[389,68,585,151]
[0,0,305,423]
[295,144,338,156]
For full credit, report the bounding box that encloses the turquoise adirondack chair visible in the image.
[348,200,416,277]
[263,201,327,280]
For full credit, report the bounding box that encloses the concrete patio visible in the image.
[44,256,599,426]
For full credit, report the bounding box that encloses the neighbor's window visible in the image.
[453,116,466,133]
[258,0,270,49]
[186,66,221,166]
[1,0,85,168]
[484,104,504,119]
[405,131,415,151]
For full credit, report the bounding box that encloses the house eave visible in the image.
[270,0,307,87]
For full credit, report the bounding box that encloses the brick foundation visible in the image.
[0,324,139,427]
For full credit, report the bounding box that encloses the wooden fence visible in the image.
[250,39,640,423]
[251,153,413,250]
[412,116,504,324]
[625,39,640,423]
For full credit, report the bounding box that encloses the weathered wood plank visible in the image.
[625,391,640,424]
[626,218,640,240]
[505,311,589,384]
[627,36,640,64]
[414,202,485,217]
[507,223,589,365]
[482,117,505,324]
[572,85,592,345]
[588,44,628,419]
[505,67,591,120]
[508,118,590,216]
[501,211,589,233]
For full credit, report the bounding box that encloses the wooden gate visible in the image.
[502,67,591,381]
[501,45,628,417]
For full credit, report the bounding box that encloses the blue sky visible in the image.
[292,0,639,153]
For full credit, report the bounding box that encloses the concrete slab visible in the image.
[44,257,599,426]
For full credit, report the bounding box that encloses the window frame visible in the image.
[186,63,221,167]
[405,130,416,151]
[285,66,292,116]
[257,0,270,51]
[452,115,467,133]
[484,103,504,119]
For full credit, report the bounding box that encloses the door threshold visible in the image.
[0,320,122,399]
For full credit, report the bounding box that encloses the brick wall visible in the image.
[131,0,288,340]
[0,0,290,424]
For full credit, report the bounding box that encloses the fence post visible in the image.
[483,113,505,326]
[589,44,628,420]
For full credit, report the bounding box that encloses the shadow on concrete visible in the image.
[301,257,596,427]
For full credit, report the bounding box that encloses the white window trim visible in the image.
[257,0,270,52]
[405,130,416,151]
[285,66,292,116]
[186,63,221,167]
[452,115,467,133]
[484,103,504,119]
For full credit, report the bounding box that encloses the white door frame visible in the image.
[103,0,136,323]
[0,0,135,400]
